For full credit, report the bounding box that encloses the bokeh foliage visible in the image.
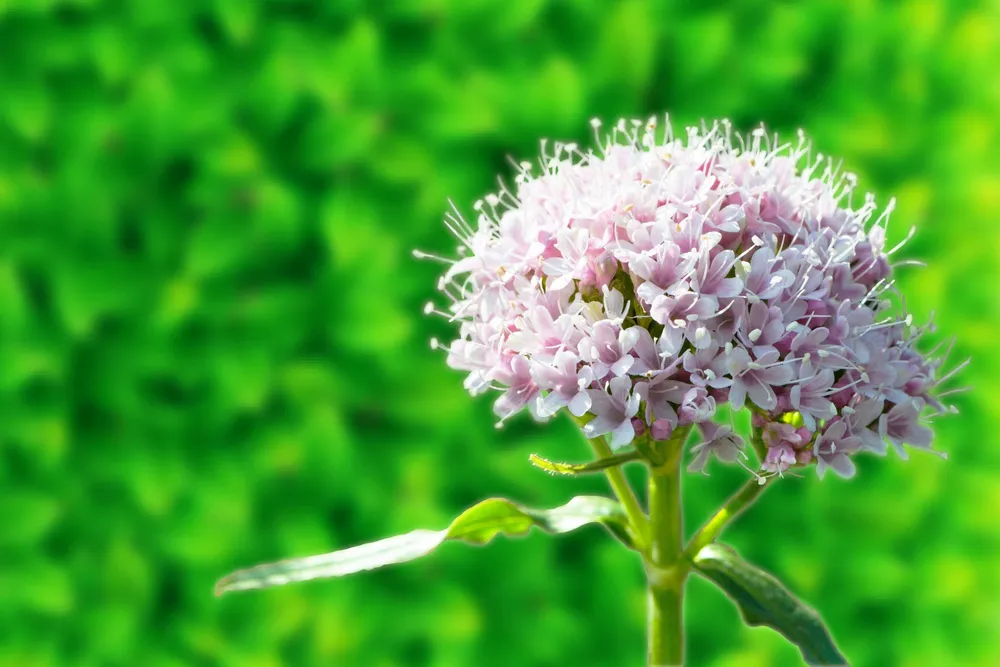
[1,0,998,665]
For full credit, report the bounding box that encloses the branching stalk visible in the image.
[567,414,651,549]
[586,434,651,550]
[682,476,769,564]
[568,416,771,666]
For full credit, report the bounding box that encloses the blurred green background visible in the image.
[1,0,998,665]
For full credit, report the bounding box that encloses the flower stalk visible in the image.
[586,433,651,550]
[646,426,690,666]
[683,475,768,564]
[575,422,772,665]
[569,413,651,549]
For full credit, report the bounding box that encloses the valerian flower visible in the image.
[813,420,863,479]
[583,376,641,448]
[424,116,962,479]
[216,117,966,667]
[689,421,746,474]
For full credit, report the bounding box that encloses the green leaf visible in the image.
[215,496,632,595]
[529,450,641,476]
[693,544,848,666]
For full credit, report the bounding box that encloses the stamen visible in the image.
[933,357,971,388]
[412,249,457,264]
[886,225,916,256]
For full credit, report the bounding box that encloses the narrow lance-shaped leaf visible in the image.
[693,544,848,667]
[529,449,641,476]
[216,496,634,595]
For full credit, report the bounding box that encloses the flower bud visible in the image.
[651,419,673,442]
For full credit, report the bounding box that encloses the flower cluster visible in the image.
[423,118,961,479]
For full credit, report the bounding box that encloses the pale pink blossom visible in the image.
[424,116,958,477]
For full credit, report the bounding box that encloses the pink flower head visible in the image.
[425,116,959,477]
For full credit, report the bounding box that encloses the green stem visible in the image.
[586,435,650,549]
[646,427,689,666]
[682,476,768,564]
[648,582,683,666]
